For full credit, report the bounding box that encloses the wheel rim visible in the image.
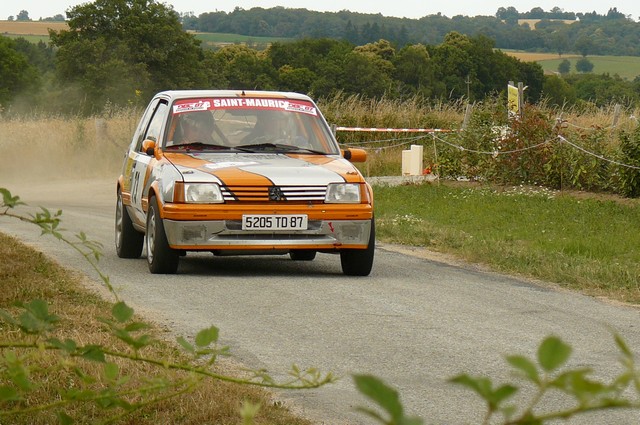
[115,194,123,249]
[147,208,156,264]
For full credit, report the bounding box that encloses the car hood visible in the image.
[163,152,363,186]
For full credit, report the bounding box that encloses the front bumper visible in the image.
[163,218,372,250]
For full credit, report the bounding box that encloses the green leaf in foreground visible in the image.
[507,355,540,383]
[195,326,219,347]
[16,299,59,334]
[112,301,134,323]
[353,374,423,425]
[449,374,517,411]
[538,336,572,372]
[0,385,21,402]
[0,188,24,208]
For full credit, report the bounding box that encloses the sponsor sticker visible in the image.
[173,98,317,116]
[173,100,211,114]
[202,161,259,170]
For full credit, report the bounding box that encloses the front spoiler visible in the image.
[163,219,372,250]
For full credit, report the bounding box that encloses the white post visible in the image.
[409,144,423,176]
[402,150,411,175]
[402,144,424,176]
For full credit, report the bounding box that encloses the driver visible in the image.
[241,110,286,144]
[175,111,215,145]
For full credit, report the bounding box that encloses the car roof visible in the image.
[154,90,315,103]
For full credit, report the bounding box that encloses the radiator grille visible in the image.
[221,185,327,202]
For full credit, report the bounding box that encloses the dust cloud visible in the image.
[0,114,136,188]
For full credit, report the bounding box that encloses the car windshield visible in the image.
[164,97,339,154]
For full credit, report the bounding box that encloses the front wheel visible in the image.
[115,190,143,258]
[146,196,179,274]
[340,219,375,276]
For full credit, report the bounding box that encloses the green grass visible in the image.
[374,182,640,304]
[538,55,640,80]
[2,34,50,43]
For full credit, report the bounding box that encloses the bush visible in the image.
[614,127,640,197]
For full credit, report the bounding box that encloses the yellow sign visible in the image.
[508,84,519,117]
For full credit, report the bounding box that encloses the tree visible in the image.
[0,36,40,107]
[575,57,594,73]
[16,10,30,21]
[549,31,569,56]
[338,51,394,98]
[212,45,276,90]
[496,7,519,21]
[277,65,317,93]
[393,44,433,96]
[558,59,571,74]
[542,74,576,105]
[354,39,395,61]
[49,0,207,113]
[574,36,594,57]
[46,14,66,21]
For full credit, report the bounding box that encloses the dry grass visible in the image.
[0,20,67,35]
[516,18,577,30]
[0,111,138,184]
[545,101,640,139]
[2,100,637,183]
[0,232,314,424]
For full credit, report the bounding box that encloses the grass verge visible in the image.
[374,181,640,305]
[0,232,312,425]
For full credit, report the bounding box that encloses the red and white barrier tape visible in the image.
[334,127,455,133]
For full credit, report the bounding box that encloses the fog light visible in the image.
[183,225,206,241]
[341,224,362,240]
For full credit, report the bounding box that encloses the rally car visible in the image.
[115,90,374,275]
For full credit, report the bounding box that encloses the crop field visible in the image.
[517,18,577,29]
[0,20,67,35]
[192,31,293,49]
[504,50,640,80]
[504,50,580,62]
[0,21,288,48]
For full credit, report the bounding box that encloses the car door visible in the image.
[128,98,170,225]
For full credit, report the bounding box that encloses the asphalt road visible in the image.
[2,177,640,424]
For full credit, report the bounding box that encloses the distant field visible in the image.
[193,31,293,48]
[0,22,290,48]
[504,50,640,80]
[0,20,67,35]
[517,18,577,29]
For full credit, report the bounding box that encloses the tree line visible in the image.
[184,6,640,57]
[1,0,640,116]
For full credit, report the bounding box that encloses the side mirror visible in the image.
[341,148,367,163]
[142,139,156,156]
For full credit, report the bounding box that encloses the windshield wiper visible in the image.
[166,142,236,152]
[236,143,325,154]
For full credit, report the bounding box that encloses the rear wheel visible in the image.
[115,190,143,258]
[290,250,316,261]
[146,196,179,274]
[340,219,375,276]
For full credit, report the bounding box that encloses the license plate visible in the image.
[242,214,308,230]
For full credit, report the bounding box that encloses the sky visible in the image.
[2,0,640,21]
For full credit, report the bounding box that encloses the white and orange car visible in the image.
[115,90,374,275]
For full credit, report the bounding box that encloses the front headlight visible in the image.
[184,183,224,203]
[325,183,361,203]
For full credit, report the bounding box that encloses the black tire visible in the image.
[290,250,316,261]
[146,196,179,274]
[115,190,144,258]
[340,219,375,276]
